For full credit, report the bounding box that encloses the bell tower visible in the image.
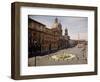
[65,28,68,35]
[55,17,58,23]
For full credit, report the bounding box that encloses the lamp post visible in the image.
[78,32,80,48]
[33,40,37,66]
[34,55,36,66]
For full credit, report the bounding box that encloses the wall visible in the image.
[0,0,100,82]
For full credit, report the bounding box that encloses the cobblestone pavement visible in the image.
[28,46,87,66]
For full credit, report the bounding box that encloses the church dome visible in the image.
[52,22,59,28]
[51,18,62,30]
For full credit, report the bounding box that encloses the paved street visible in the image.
[28,45,87,66]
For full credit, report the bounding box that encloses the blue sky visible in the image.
[29,15,88,41]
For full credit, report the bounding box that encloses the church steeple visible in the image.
[52,18,59,29]
[55,18,58,23]
[65,28,68,35]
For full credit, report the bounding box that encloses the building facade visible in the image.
[28,17,70,57]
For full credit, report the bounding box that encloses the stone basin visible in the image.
[51,53,75,61]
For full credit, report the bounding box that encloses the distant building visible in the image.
[28,17,70,57]
[69,40,78,48]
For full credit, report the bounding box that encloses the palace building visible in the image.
[28,17,70,57]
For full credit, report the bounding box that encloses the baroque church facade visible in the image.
[28,17,70,57]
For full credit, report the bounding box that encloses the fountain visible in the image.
[51,53,75,61]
